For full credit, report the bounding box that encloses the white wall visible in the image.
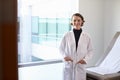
[104,0,120,50]
[78,0,120,67]
[79,0,104,66]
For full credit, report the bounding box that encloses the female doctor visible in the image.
[59,13,93,80]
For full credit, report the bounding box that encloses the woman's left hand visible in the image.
[77,59,86,64]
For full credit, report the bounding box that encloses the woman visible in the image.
[59,13,93,80]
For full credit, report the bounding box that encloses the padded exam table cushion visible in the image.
[87,32,120,80]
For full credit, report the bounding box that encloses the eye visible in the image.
[74,20,76,22]
[78,20,80,22]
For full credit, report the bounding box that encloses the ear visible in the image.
[70,21,73,25]
[70,23,73,25]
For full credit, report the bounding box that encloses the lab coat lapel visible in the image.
[71,30,76,46]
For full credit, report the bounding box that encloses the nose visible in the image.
[75,21,79,25]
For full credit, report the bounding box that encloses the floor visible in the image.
[18,63,63,80]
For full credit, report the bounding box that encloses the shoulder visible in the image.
[82,31,92,39]
[63,31,73,37]
[61,31,73,40]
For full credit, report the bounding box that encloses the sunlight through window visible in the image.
[18,0,79,63]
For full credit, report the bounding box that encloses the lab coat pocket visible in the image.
[76,63,86,80]
[77,63,86,71]
[64,61,73,80]
[64,61,73,68]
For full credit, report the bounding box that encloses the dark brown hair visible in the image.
[71,13,85,26]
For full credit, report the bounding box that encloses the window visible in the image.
[18,0,79,80]
[18,0,79,63]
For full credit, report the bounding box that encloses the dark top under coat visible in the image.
[73,28,82,50]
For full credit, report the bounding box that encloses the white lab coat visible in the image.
[59,30,93,80]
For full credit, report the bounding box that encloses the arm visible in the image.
[59,36,67,58]
[83,36,94,64]
[59,35,73,62]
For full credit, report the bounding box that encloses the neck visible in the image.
[73,27,81,30]
[73,26,81,30]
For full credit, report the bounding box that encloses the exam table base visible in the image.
[87,70,120,80]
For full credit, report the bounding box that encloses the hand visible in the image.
[64,57,73,62]
[77,59,86,64]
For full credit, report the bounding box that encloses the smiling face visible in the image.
[71,13,85,30]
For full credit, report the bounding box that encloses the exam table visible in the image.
[87,32,120,80]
